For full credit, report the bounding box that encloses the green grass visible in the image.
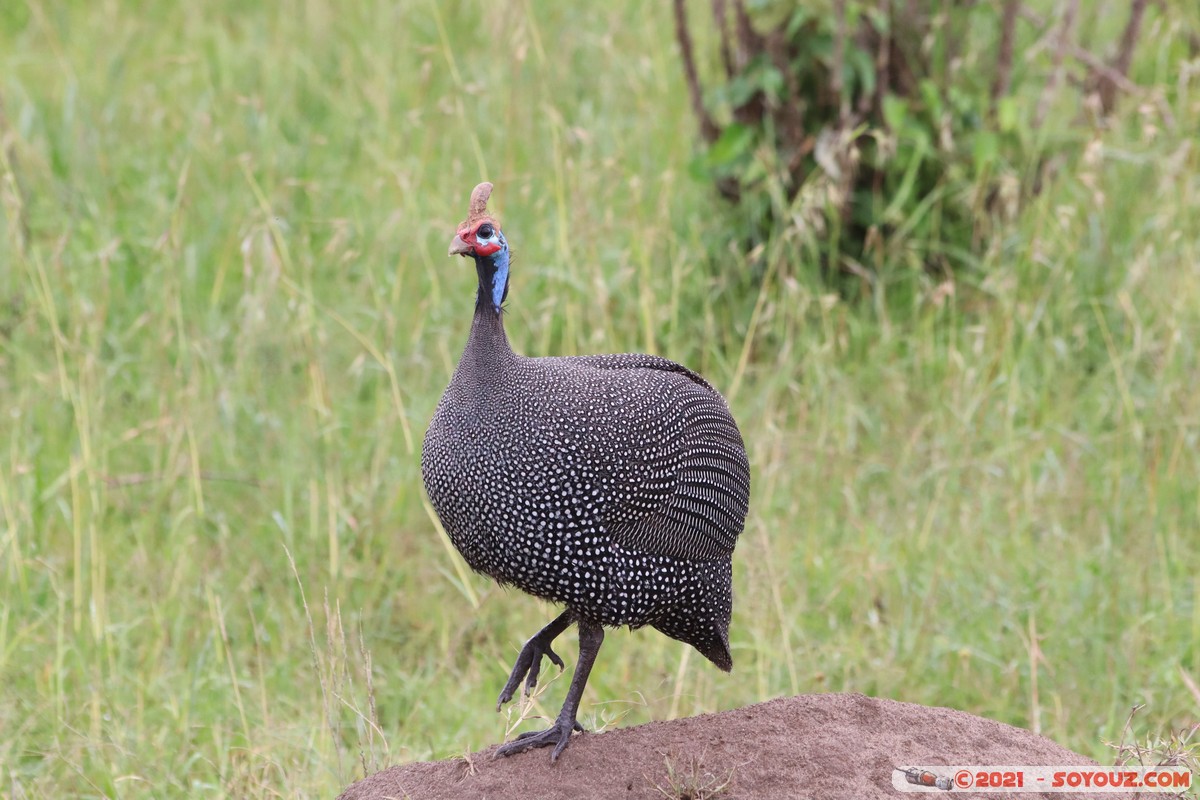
[1,1,1198,797]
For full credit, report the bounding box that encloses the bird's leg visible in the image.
[495,618,604,762]
[496,610,576,710]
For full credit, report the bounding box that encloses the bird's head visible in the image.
[448,182,506,260]
[450,182,511,311]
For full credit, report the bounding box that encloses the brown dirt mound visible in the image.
[337,693,1130,799]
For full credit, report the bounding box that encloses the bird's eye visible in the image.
[477,223,494,239]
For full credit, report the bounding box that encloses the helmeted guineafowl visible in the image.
[421,183,751,761]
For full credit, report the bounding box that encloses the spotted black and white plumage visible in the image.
[420,183,750,760]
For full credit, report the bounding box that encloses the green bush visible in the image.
[676,0,1153,292]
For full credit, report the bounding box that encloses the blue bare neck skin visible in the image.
[465,246,514,374]
[474,246,510,313]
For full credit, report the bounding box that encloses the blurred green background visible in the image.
[1,1,1198,797]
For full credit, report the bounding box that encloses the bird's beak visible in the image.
[448,234,473,257]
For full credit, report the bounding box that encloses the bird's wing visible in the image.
[554,354,751,561]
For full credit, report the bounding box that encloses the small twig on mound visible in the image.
[647,751,736,800]
[1104,703,1200,799]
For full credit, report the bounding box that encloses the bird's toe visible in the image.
[494,719,580,761]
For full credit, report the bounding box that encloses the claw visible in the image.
[492,616,601,763]
[511,720,585,739]
[497,636,567,710]
[494,718,579,761]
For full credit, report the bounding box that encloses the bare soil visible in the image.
[336,693,1132,799]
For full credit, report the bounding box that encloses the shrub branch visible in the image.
[673,0,721,145]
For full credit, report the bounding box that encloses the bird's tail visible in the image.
[652,611,733,672]
[696,624,733,672]
[647,558,734,671]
